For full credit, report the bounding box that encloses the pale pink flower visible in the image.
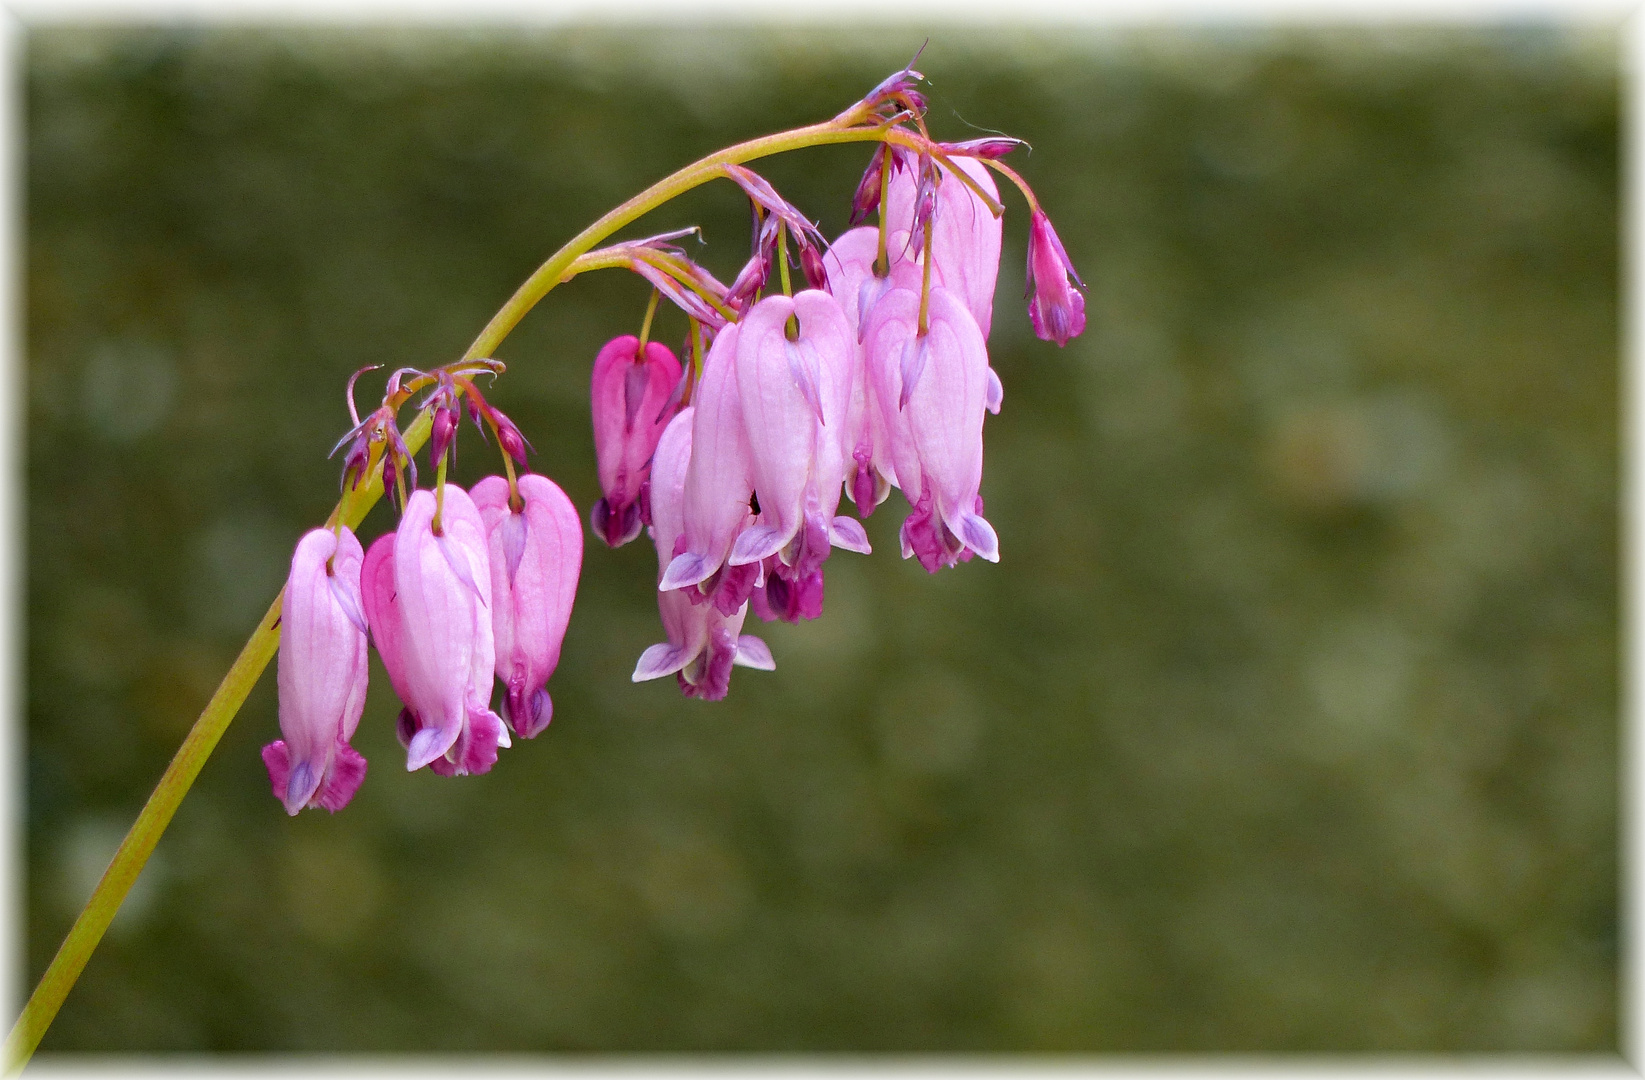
[728,290,870,579]
[634,408,773,699]
[263,527,369,815]
[885,155,1003,339]
[658,323,761,615]
[824,226,899,515]
[471,473,583,739]
[898,288,999,570]
[589,335,682,547]
[361,485,510,776]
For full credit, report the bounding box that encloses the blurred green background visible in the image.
[25,25,1617,1053]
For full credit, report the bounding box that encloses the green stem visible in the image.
[5,109,914,1075]
[2,412,431,1075]
[457,118,910,363]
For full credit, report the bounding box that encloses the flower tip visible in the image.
[406,726,454,772]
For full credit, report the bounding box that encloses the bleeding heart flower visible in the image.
[589,335,682,548]
[471,473,582,739]
[361,484,510,776]
[634,407,774,698]
[263,527,370,815]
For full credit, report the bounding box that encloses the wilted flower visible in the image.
[263,527,370,815]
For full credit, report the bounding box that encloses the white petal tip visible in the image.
[633,643,688,682]
[829,516,872,555]
[733,635,776,671]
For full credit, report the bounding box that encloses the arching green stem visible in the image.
[4,107,921,1077]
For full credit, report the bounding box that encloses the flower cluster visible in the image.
[588,62,1084,700]
[264,364,581,814]
[266,60,1083,813]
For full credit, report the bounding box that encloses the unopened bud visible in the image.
[430,406,458,466]
[495,416,530,467]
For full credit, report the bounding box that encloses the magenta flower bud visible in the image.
[589,335,682,548]
[800,243,829,292]
[361,484,509,776]
[494,414,531,469]
[728,290,870,579]
[1025,209,1086,347]
[262,527,369,816]
[940,137,1026,160]
[634,409,774,699]
[471,473,582,739]
[659,323,760,615]
[849,147,886,227]
[429,403,458,466]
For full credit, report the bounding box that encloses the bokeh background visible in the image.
[25,25,1617,1053]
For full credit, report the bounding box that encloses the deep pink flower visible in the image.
[361,485,509,776]
[659,323,761,615]
[589,335,682,548]
[728,290,869,580]
[634,408,773,699]
[263,527,369,815]
[471,473,582,739]
[885,155,1003,339]
[1025,210,1086,347]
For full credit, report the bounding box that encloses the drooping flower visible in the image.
[885,154,1003,340]
[634,407,773,699]
[658,323,761,615]
[471,473,582,739]
[589,335,682,548]
[263,527,370,815]
[823,226,898,515]
[860,260,931,507]
[1025,209,1086,347]
[861,266,999,572]
[728,290,869,583]
[898,287,999,570]
[361,484,510,776]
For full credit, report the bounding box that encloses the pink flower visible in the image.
[823,227,900,516]
[860,260,929,505]
[589,335,682,548]
[658,323,761,615]
[1025,210,1086,347]
[862,269,999,572]
[471,473,583,739]
[898,287,999,569]
[361,484,510,776]
[263,527,370,815]
[634,408,773,699]
[728,290,870,580]
[885,155,1003,339]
